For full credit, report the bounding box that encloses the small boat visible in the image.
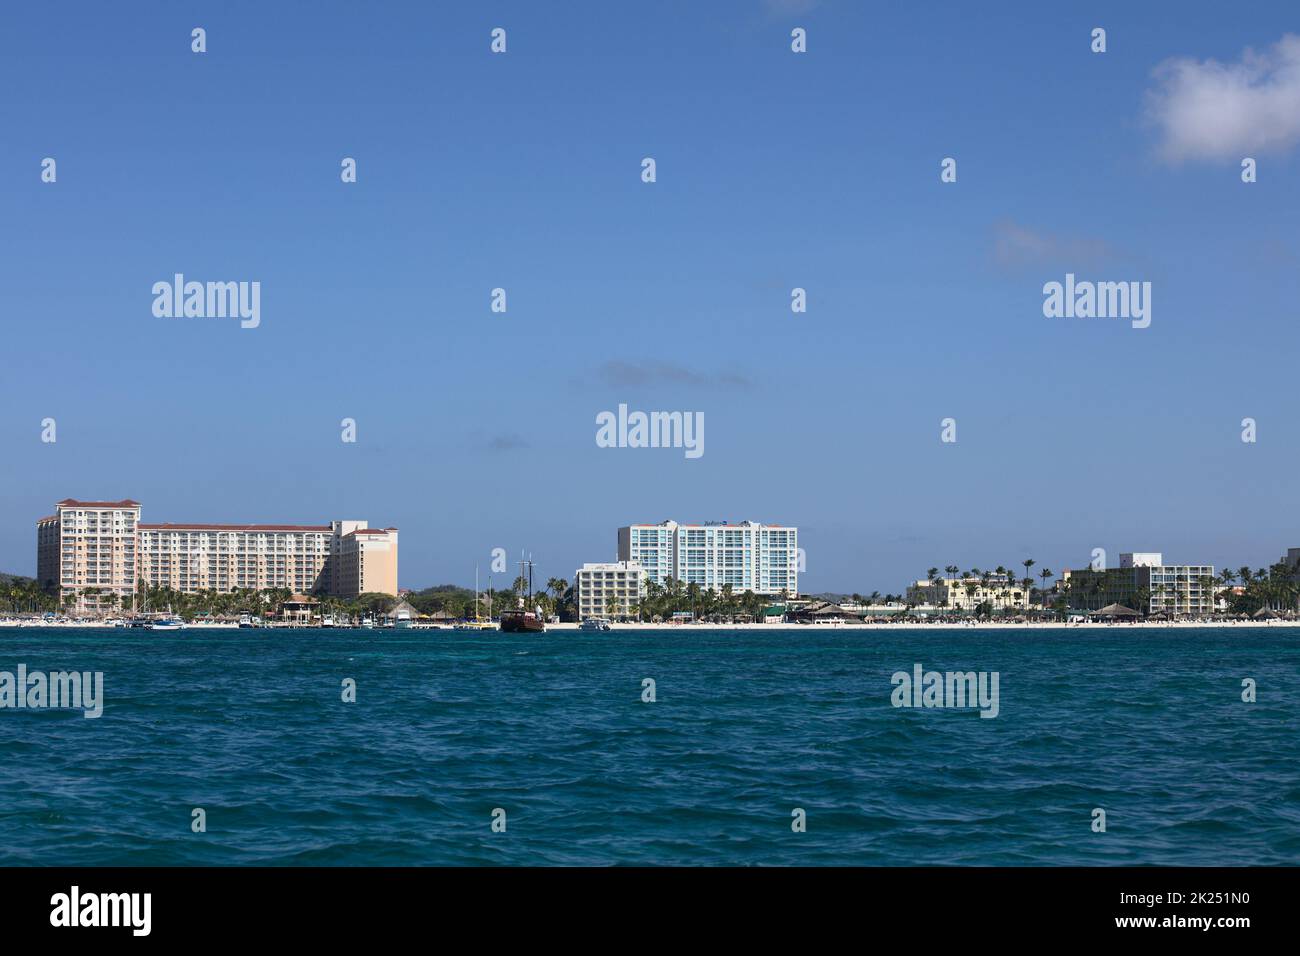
[360,616,375,629]
[150,617,185,631]
[449,566,497,632]
[238,614,263,628]
[579,618,611,632]
[451,620,496,631]
[320,614,337,628]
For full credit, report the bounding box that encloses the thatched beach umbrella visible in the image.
[1092,603,1141,619]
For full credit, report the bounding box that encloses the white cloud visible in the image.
[1146,34,1300,163]
[991,222,1116,271]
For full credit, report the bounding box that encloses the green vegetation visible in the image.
[406,578,576,621]
[622,578,779,622]
[1224,564,1300,615]
[2,574,57,614]
[131,583,399,622]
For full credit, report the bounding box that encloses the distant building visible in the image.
[1065,552,1214,616]
[37,499,140,613]
[38,498,398,613]
[137,521,335,595]
[333,525,399,598]
[617,520,798,595]
[574,561,647,620]
[905,574,1028,612]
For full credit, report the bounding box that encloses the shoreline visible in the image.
[2,618,1298,631]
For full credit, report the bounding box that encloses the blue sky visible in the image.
[2,1,1299,593]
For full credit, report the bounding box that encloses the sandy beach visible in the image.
[2,618,1296,632]
[544,619,1300,631]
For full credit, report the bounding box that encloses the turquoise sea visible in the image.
[0,626,1296,865]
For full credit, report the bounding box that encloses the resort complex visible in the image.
[1062,553,1216,617]
[36,498,398,613]
[906,573,1029,612]
[14,504,1300,627]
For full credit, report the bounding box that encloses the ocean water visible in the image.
[0,626,1296,866]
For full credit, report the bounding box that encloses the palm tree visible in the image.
[1038,568,1053,608]
[1195,575,1217,617]
[686,581,702,619]
[1152,583,1169,613]
[642,579,662,621]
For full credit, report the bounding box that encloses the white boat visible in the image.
[238,614,263,628]
[579,619,611,632]
[360,616,375,629]
[150,617,185,631]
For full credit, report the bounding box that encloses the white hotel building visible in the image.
[616,520,798,595]
[37,499,397,612]
[574,561,648,621]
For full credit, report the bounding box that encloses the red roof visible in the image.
[139,522,332,533]
[57,498,140,509]
[346,528,392,536]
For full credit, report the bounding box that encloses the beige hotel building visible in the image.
[37,499,398,612]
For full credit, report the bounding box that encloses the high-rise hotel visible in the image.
[616,520,798,595]
[37,498,398,612]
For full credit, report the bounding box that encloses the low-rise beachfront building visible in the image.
[839,600,909,618]
[1064,552,1215,616]
[38,498,398,612]
[616,520,798,595]
[905,574,1028,612]
[574,561,647,620]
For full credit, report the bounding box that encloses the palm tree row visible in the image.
[2,576,60,614]
[921,560,1052,615]
[600,578,785,623]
